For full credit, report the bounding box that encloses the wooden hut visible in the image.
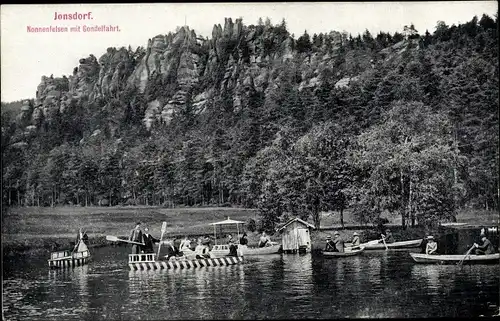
[277,217,316,254]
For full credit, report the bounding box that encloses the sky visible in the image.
[1,2,498,102]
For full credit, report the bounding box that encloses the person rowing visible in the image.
[474,233,495,255]
[333,231,345,253]
[325,236,336,252]
[380,229,395,244]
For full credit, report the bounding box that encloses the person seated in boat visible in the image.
[333,231,345,253]
[194,238,211,259]
[425,236,438,255]
[474,233,495,255]
[227,239,239,257]
[380,229,395,244]
[164,240,178,261]
[129,222,143,254]
[179,236,192,252]
[240,233,249,246]
[351,232,361,248]
[142,227,160,254]
[259,232,271,248]
[325,236,336,252]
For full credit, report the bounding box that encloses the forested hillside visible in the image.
[2,15,498,230]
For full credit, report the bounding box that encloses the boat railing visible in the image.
[129,253,156,263]
[73,250,90,258]
[50,250,71,260]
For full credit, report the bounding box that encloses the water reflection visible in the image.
[3,232,499,320]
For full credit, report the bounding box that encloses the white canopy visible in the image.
[209,217,245,225]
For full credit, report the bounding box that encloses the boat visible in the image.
[410,252,500,264]
[48,237,91,269]
[359,239,423,250]
[322,246,365,257]
[238,244,281,255]
[128,253,243,270]
[208,217,281,257]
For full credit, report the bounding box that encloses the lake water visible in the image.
[3,230,499,320]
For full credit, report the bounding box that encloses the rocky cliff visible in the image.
[17,18,416,139]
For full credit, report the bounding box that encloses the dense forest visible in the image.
[2,14,498,230]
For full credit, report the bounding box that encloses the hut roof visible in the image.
[277,217,316,232]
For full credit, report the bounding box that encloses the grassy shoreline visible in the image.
[2,206,496,256]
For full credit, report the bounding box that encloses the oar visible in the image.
[106,235,144,246]
[457,245,475,266]
[381,234,389,251]
[157,221,167,258]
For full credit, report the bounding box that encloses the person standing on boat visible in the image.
[333,231,345,253]
[129,222,143,254]
[325,236,336,251]
[259,232,271,248]
[425,236,438,255]
[351,232,361,248]
[474,233,495,255]
[142,227,160,254]
[240,233,248,245]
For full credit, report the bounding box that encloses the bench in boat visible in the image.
[128,253,243,270]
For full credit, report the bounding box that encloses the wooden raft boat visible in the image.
[322,247,365,257]
[360,239,423,250]
[410,253,500,264]
[128,253,243,270]
[48,240,91,269]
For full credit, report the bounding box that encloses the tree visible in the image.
[349,101,464,228]
[296,30,312,54]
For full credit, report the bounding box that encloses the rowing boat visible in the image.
[360,239,423,250]
[410,253,500,264]
[239,244,281,255]
[322,247,365,257]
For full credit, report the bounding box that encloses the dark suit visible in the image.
[164,243,177,260]
[142,234,160,253]
[325,240,336,252]
[129,228,143,254]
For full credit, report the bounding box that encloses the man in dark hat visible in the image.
[474,233,495,255]
[333,231,345,253]
[425,235,438,255]
[129,222,143,254]
[325,235,336,252]
[142,227,161,254]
